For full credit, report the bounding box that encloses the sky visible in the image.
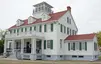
[0,0,101,34]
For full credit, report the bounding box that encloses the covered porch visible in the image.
[4,37,44,60]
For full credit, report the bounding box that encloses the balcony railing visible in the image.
[5,31,44,39]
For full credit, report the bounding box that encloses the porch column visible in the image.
[21,39,24,59]
[30,38,36,60]
[3,40,7,57]
[11,40,15,54]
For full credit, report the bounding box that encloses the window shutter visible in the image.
[73,43,75,50]
[60,24,62,32]
[68,43,70,51]
[34,26,36,31]
[50,40,53,49]
[17,29,19,33]
[79,42,82,50]
[44,24,47,32]
[44,40,46,49]
[30,27,32,31]
[85,42,87,51]
[25,28,27,32]
[21,28,23,32]
[51,23,53,32]
[39,25,42,32]
[14,29,16,33]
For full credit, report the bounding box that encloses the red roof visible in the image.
[8,10,67,29]
[65,33,96,40]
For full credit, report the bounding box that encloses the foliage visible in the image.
[96,31,101,47]
[0,29,7,54]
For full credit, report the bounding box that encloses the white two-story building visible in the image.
[4,2,99,61]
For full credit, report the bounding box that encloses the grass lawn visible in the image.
[0,58,101,64]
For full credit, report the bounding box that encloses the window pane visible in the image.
[71,43,73,50]
[47,40,50,48]
[75,42,79,50]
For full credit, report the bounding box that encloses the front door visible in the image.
[36,39,42,60]
[15,41,21,59]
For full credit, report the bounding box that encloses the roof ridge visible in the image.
[50,10,67,15]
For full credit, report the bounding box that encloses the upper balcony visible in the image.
[5,31,44,39]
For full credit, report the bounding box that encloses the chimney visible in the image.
[67,6,71,12]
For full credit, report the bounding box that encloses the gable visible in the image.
[58,10,78,32]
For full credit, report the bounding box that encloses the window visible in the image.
[30,27,32,31]
[47,40,53,49]
[14,29,16,33]
[51,23,53,32]
[47,55,51,57]
[64,26,66,33]
[9,30,12,34]
[25,28,27,32]
[34,26,36,31]
[21,28,23,32]
[69,19,71,24]
[71,43,73,50]
[73,42,75,50]
[17,29,19,33]
[60,39,62,48]
[47,40,51,48]
[67,27,69,34]
[60,55,62,58]
[67,17,69,23]
[79,42,82,50]
[44,40,46,49]
[68,43,70,51]
[72,30,74,35]
[94,42,97,51]
[70,29,71,35]
[44,24,47,32]
[78,56,84,58]
[75,42,79,50]
[60,24,63,32]
[85,42,87,51]
[39,25,42,32]
[72,55,77,58]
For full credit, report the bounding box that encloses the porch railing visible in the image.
[5,31,44,38]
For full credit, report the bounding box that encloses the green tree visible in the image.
[96,31,101,47]
[0,29,7,54]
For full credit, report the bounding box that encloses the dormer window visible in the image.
[41,13,51,21]
[28,16,36,24]
[16,19,24,26]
